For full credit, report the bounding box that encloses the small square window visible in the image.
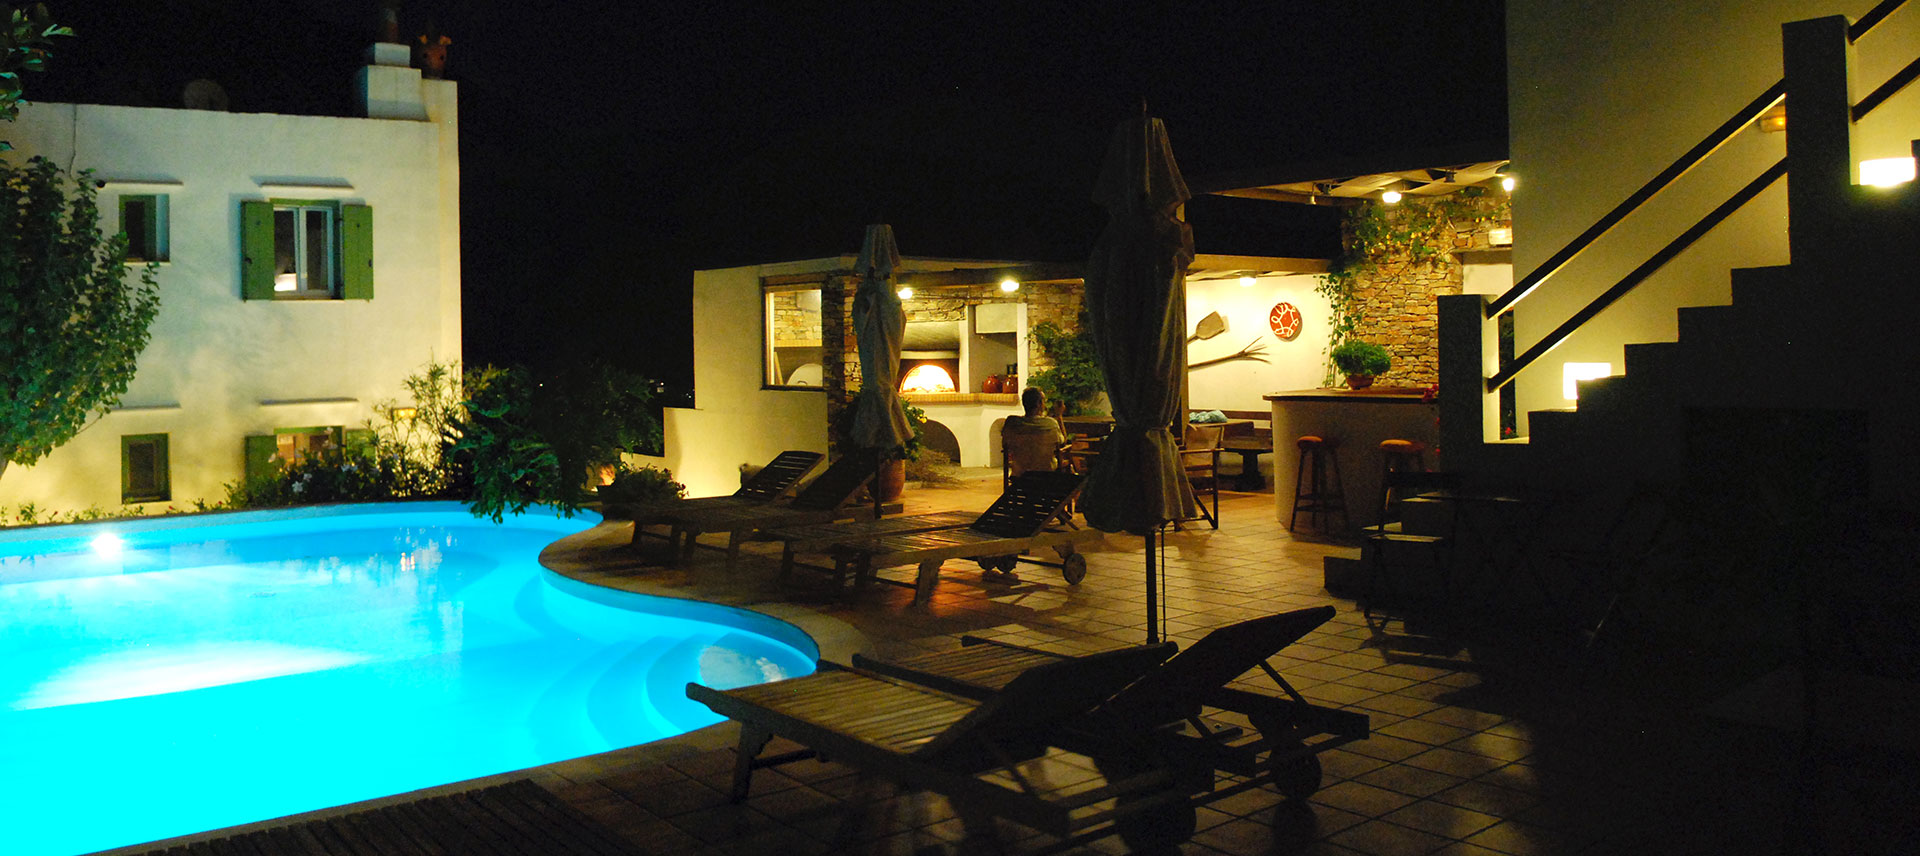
[764,283,824,388]
[122,434,170,503]
[120,194,169,262]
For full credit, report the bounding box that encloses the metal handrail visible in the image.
[1853,54,1920,120]
[1485,158,1788,393]
[1849,0,1907,41]
[1484,81,1785,318]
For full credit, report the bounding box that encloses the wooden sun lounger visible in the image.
[825,470,1101,604]
[625,450,822,546]
[762,510,981,584]
[652,453,877,566]
[685,644,1205,851]
[849,607,1371,802]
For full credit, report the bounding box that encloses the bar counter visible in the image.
[1266,388,1440,530]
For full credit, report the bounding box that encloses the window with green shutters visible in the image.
[240,200,373,300]
[120,195,169,262]
[122,434,170,503]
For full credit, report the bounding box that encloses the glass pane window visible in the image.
[764,284,824,388]
[119,194,168,262]
[272,204,336,296]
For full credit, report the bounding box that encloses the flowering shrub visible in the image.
[597,464,686,506]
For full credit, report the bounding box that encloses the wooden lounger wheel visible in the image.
[1061,551,1088,584]
[1114,795,1197,851]
[1269,752,1324,801]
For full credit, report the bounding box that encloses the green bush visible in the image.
[1028,318,1105,416]
[599,464,686,505]
[450,362,664,522]
[1330,340,1392,377]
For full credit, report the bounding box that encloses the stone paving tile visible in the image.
[1354,763,1467,798]
[1380,799,1503,839]
[1325,818,1454,856]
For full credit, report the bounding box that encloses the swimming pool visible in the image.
[0,502,818,856]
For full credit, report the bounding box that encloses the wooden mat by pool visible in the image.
[131,779,641,855]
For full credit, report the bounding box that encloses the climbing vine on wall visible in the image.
[1313,190,1507,385]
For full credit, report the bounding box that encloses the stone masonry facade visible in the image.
[1344,195,1511,388]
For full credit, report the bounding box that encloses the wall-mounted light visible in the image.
[896,286,914,300]
[1500,175,1517,192]
[1488,226,1514,247]
[390,406,419,421]
[1562,362,1613,400]
[1238,276,1256,288]
[1380,190,1403,204]
[1860,157,1916,187]
[999,278,1019,293]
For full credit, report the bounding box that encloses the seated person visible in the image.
[1002,387,1067,476]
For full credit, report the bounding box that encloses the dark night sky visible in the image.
[30,1,1506,389]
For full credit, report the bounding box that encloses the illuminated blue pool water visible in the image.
[0,502,817,856]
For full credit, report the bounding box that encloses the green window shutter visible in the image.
[341,204,373,300]
[244,434,278,483]
[241,201,276,300]
[121,434,169,503]
[343,428,376,459]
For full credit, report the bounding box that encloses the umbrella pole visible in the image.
[1145,527,1159,644]
[874,447,885,521]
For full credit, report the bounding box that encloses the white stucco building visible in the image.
[0,42,459,513]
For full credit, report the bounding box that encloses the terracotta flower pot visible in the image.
[877,458,907,501]
[1345,374,1375,390]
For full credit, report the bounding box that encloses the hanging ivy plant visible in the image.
[1313,190,1507,385]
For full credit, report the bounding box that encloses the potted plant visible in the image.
[833,398,926,502]
[1330,340,1392,389]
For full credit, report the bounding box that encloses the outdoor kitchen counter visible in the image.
[1266,388,1439,530]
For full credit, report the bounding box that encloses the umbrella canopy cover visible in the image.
[848,224,914,450]
[1080,116,1197,534]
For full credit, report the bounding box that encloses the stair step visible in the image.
[1729,264,1794,308]
[1623,341,1681,380]
[1527,407,1579,447]
[1677,304,1743,345]
[1570,374,1631,411]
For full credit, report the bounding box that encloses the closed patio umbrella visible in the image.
[848,224,913,519]
[1079,111,1196,643]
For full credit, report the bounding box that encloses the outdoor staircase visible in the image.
[1335,9,1920,629]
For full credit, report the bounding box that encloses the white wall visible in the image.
[1184,274,1333,410]
[1505,0,1920,429]
[640,261,835,497]
[0,88,461,512]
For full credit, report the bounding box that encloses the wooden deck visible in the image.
[129,779,641,856]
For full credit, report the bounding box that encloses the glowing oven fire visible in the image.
[900,364,957,394]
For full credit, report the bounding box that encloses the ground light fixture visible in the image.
[1239,276,1256,288]
[1380,190,1403,204]
[1859,157,1916,187]
[999,278,1019,292]
[1501,175,1517,192]
[896,286,913,300]
[1563,362,1613,400]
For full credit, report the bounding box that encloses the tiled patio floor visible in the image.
[523,471,1911,856]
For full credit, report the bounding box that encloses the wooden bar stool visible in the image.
[1290,435,1348,532]
[1378,439,1427,508]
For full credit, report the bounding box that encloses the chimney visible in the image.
[357,2,427,120]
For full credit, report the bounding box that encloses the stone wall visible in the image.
[768,289,822,347]
[1344,195,1511,387]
